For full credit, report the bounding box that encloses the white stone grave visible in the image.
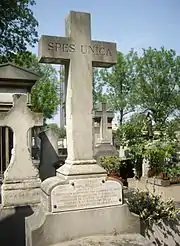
[0,95,43,207]
[94,103,118,161]
[25,11,141,246]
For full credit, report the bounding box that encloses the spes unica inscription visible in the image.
[48,42,112,56]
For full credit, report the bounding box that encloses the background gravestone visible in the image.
[39,128,59,181]
[0,64,43,246]
[94,103,118,162]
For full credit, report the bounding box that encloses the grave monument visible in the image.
[0,64,43,246]
[93,102,118,162]
[25,11,143,246]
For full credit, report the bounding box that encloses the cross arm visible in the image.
[91,40,117,68]
[39,35,73,64]
[31,112,44,127]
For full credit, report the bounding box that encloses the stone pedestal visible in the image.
[25,176,140,246]
[94,142,118,163]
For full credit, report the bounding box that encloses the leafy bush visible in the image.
[143,138,176,175]
[100,156,127,176]
[163,166,180,179]
[126,189,177,227]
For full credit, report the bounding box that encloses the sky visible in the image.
[29,0,180,125]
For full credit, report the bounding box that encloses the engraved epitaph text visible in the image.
[51,178,123,213]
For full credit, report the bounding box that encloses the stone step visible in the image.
[49,234,153,246]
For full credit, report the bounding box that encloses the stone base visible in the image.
[25,204,140,246]
[49,234,152,246]
[94,142,118,163]
[143,177,170,187]
[1,178,41,207]
[56,159,107,180]
[25,175,141,246]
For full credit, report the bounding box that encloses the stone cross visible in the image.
[39,11,116,177]
[0,95,43,181]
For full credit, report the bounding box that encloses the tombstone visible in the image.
[0,64,44,246]
[39,128,59,181]
[94,103,118,162]
[25,11,142,246]
[142,158,150,177]
[119,145,130,159]
[93,102,114,146]
[0,95,43,207]
[0,64,38,181]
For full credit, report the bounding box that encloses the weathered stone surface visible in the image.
[1,180,41,207]
[0,94,43,207]
[94,143,118,161]
[25,203,141,246]
[39,11,117,178]
[50,234,152,246]
[94,103,118,162]
[0,63,39,93]
[25,11,141,246]
[51,177,123,212]
[0,95,43,182]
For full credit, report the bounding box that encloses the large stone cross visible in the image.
[0,95,43,181]
[39,11,117,177]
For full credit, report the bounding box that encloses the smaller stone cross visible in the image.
[99,103,111,143]
[0,94,43,182]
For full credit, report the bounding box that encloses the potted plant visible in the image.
[100,156,127,181]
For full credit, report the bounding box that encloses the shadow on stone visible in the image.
[39,129,59,181]
[0,205,34,246]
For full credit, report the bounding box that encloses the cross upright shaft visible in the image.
[65,12,93,161]
[39,11,117,166]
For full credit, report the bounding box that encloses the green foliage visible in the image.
[117,114,146,148]
[0,0,38,61]
[59,126,66,139]
[127,189,177,227]
[133,47,180,126]
[116,112,179,177]
[47,123,66,139]
[97,51,137,124]
[163,166,180,179]
[100,156,127,175]
[31,64,60,120]
[143,137,176,174]
[9,52,60,121]
[92,68,107,107]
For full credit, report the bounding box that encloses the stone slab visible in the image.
[147,177,170,186]
[25,204,141,246]
[50,234,152,246]
[1,181,41,207]
[51,177,122,212]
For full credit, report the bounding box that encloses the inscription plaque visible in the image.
[51,177,123,213]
